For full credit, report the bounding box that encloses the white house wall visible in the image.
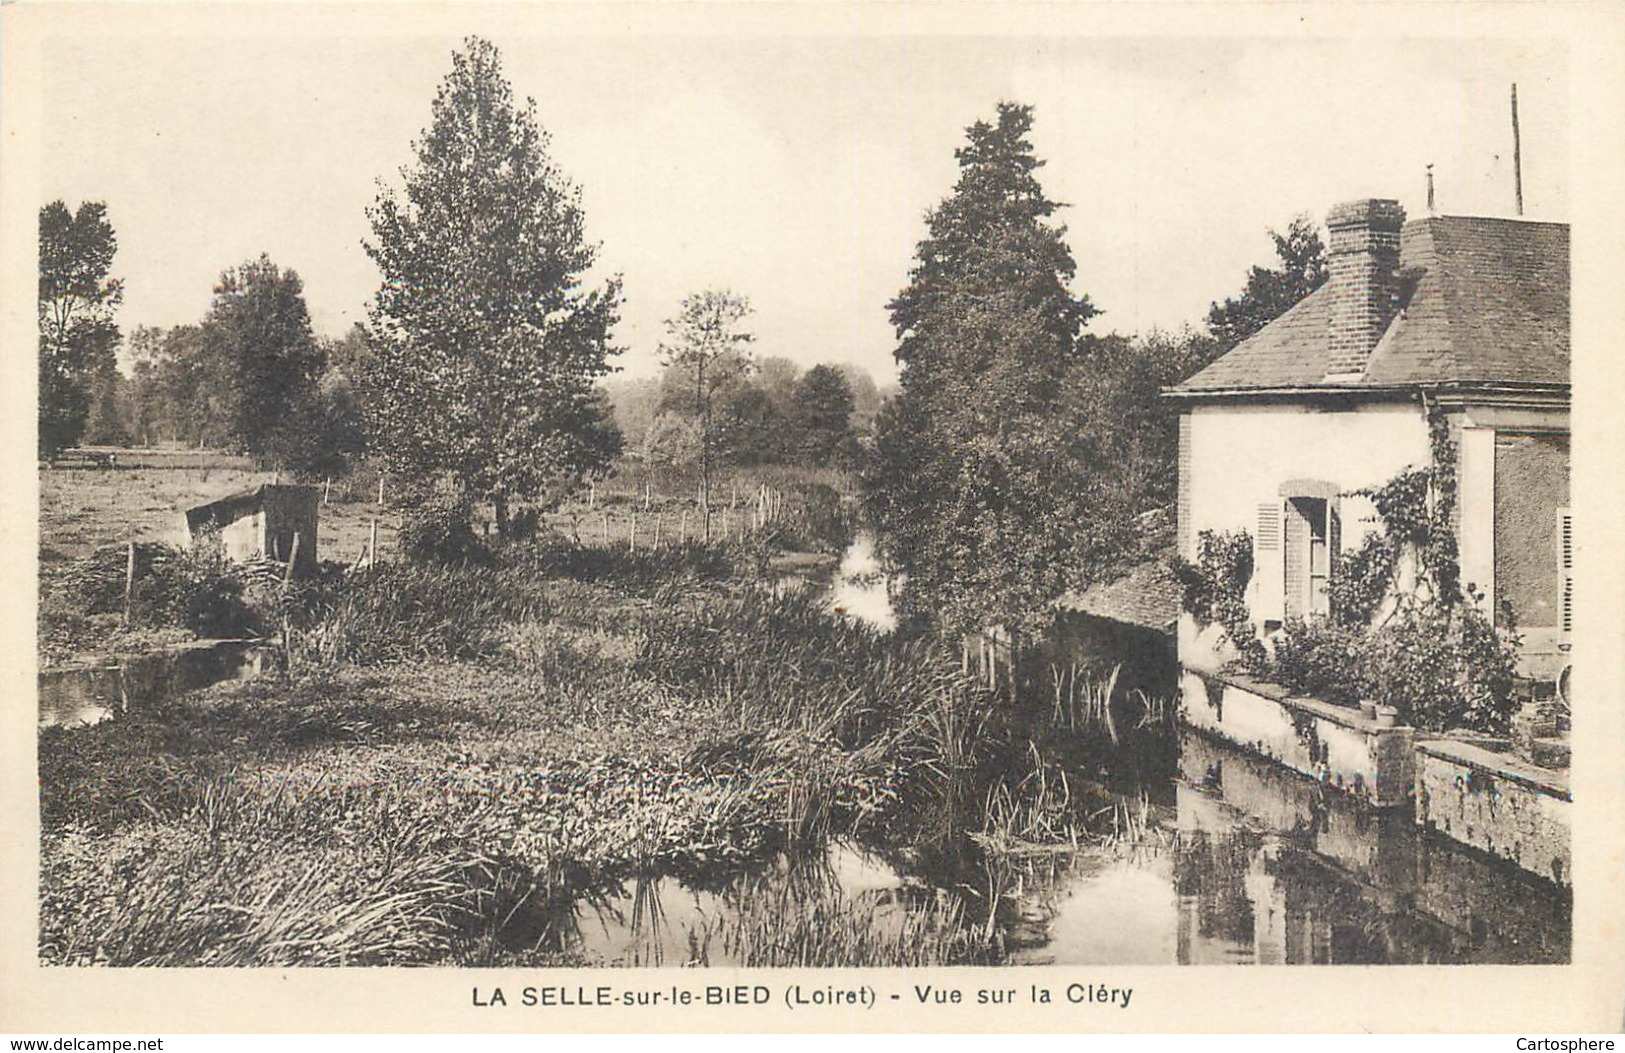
[1456,425,1497,613]
[1184,401,1430,560]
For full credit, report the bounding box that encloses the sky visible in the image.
[39,27,1568,383]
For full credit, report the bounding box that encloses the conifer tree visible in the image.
[865,103,1120,640]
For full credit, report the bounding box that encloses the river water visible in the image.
[558,720,1568,966]
[555,533,1571,966]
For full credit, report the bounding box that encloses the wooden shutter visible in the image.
[1328,500,1341,575]
[1558,508,1573,636]
[1253,501,1285,624]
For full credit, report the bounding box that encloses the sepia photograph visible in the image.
[5,1,1624,1035]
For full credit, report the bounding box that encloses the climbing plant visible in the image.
[1172,529,1267,668]
[1179,398,1521,733]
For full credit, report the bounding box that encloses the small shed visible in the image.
[185,484,319,575]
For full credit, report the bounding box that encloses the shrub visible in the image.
[52,540,262,639]
[398,478,488,566]
[1269,618,1371,705]
[1366,603,1519,734]
[1172,529,1265,667]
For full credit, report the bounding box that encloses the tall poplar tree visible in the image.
[364,37,622,533]
[38,201,122,457]
[865,103,1125,640]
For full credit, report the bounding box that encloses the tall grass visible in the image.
[39,521,1176,968]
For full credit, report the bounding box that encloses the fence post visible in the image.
[369,518,378,568]
[589,483,596,512]
[322,477,332,505]
[377,474,385,506]
[630,511,638,554]
[680,509,689,543]
[122,541,136,627]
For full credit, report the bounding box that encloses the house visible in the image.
[184,483,320,575]
[1166,198,1570,681]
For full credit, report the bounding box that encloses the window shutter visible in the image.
[1328,499,1342,580]
[1253,501,1285,624]
[1558,508,1573,636]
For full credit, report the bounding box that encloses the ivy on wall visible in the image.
[1174,396,1522,734]
[1172,528,1267,669]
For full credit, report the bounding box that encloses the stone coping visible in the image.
[1416,737,1571,801]
[1200,669,1413,735]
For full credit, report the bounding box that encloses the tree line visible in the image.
[40,39,1327,638]
[862,102,1326,638]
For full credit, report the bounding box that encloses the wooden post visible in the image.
[630,511,638,554]
[285,533,301,584]
[680,509,689,543]
[322,477,332,505]
[377,474,385,506]
[644,480,652,510]
[588,483,596,512]
[122,541,136,627]
[369,518,378,568]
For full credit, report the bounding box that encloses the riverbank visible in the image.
[37,549,1014,966]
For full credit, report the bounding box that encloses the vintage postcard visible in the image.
[3,1,1623,1035]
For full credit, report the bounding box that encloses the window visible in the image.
[1254,481,1341,627]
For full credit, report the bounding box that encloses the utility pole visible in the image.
[1511,83,1524,216]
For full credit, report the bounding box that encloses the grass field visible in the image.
[40,459,401,563]
[37,552,1019,967]
[38,454,403,665]
[35,453,1155,967]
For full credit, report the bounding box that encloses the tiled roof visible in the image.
[1174,215,1569,393]
[1057,559,1182,634]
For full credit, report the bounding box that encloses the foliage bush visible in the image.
[1267,618,1369,705]
[52,539,263,640]
[397,477,489,566]
[1366,603,1518,734]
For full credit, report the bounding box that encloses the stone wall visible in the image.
[1415,738,1571,886]
[1179,668,1416,807]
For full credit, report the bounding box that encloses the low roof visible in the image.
[184,483,317,530]
[1057,559,1182,635]
[1172,215,1569,396]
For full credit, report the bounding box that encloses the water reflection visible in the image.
[563,845,935,967]
[560,728,1569,966]
[823,533,896,631]
[38,640,272,730]
[996,730,1569,965]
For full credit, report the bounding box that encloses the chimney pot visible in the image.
[1325,198,1406,376]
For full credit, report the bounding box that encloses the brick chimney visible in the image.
[1324,198,1406,376]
